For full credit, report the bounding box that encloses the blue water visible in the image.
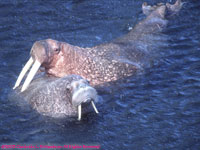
[0,0,200,149]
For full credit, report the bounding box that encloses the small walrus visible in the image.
[15,75,99,120]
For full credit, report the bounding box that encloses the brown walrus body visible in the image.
[13,0,183,92]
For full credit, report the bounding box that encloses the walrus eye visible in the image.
[54,48,60,54]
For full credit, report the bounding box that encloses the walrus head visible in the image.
[68,78,99,120]
[13,39,69,92]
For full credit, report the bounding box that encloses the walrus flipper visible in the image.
[142,0,183,17]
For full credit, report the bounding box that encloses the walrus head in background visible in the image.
[13,0,183,92]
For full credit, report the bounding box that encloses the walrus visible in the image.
[14,75,99,120]
[13,0,183,92]
[142,0,183,17]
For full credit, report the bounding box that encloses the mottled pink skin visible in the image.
[34,40,137,86]
[30,0,182,86]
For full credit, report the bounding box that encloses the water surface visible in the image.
[0,0,200,149]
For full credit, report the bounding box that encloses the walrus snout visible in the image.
[13,39,63,92]
[69,79,99,120]
[72,86,98,106]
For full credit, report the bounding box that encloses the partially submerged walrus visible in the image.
[13,0,182,92]
[13,0,182,119]
[16,75,99,120]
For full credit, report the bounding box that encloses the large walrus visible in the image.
[13,0,182,119]
[13,0,183,92]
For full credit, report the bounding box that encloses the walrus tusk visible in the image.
[77,101,98,121]
[91,101,99,114]
[21,60,41,92]
[13,57,34,89]
[78,105,82,121]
